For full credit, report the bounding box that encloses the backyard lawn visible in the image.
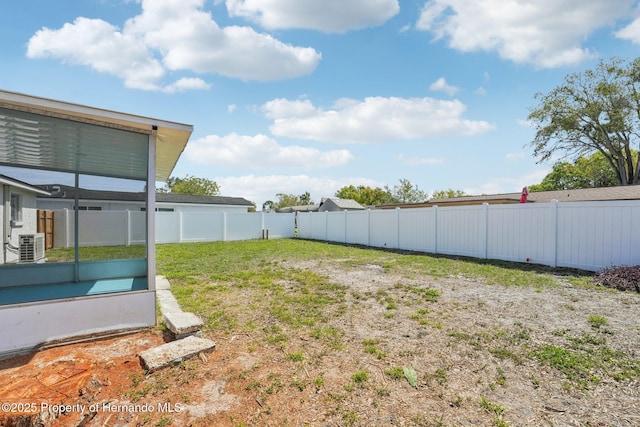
[151,239,639,426]
[22,239,640,426]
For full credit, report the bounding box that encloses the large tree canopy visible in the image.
[158,175,220,196]
[528,57,640,185]
[528,152,620,192]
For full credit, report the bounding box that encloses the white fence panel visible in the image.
[155,212,180,244]
[486,203,553,265]
[345,210,369,245]
[369,209,399,249]
[398,207,436,252]
[297,212,312,238]
[436,205,486,258]
[264,213,295,238]
[309,212,328,241]
[226,213,263,241]
[556,201,640,270]
[181,212,224,242]
[326,211,347,243]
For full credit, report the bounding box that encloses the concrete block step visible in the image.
[162,312,204,339]
[138,336,216,372]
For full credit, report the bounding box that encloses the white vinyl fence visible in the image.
[297,201,640,271]
[53,210,295,248]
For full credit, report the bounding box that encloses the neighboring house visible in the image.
[0,175,50,264]
[375,185,640,209]
[318,197,365,212]
[36,184,254,213]
[276,204,320,213]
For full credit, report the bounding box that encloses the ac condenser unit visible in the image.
[19,233,45,262]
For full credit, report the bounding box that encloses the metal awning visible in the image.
[0,89,193,181]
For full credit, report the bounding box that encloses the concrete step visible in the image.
[162,312,204,339]
[138,335,216,372]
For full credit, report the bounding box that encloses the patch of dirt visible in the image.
[1,260,639,427]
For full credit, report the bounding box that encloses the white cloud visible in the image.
[224,0,399,33]
[475,87,488,96]
[227,104,237,113]
[184,133,353,168]
[398,153,445,166]
[263,96,494,143]
[506,152,525,161]
[464,168,549,195]
[429,77,460,96]
[217,174,383,208]
[416,0,635,68]
[615,16,640,43]
[517,119,535,128]
[26,0,321,91]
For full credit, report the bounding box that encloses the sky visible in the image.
[2,0,640,209]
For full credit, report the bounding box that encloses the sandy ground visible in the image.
[1,260,639,427]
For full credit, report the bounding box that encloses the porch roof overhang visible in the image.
[0,89,193,181]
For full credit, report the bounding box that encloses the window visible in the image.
[10,193,21,223]
[77,206,102,211]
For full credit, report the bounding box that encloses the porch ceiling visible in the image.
[0,89,193,181]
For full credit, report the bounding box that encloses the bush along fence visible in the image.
[53,209,295,248]
[296,201,640,272]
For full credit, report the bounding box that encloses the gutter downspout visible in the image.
[2,185,9,264]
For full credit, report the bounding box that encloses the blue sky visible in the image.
[2,0,640,208]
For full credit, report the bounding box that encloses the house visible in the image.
[375,185,640,209]
[36,184,254,213]
[0,175,50,264]
[318,197,365,212]
[276,204,320,213]
[0,89,193,357]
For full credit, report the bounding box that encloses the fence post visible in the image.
[343,210,347,243]
[325,211,329,241]
[223,212,227,242]
[396,207,401,249]
[550,200,558,268]
[126,210,131,246]
[367,209,371,247]
[178,211,184,243]
[63,209,69,248]
[481,203,489,259]
[433,205,438,254]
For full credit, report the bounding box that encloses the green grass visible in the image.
[46,244,146,261]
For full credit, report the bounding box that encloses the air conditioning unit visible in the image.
[19,233,45,262]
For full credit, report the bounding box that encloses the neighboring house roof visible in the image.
[319,197,365,211]
[0,174,50,196]
[434,185,640,205]
[276,204,320,213]
[36,184,254,206]
[375,185,640,209]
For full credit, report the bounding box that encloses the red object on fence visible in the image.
[520,187,528,203]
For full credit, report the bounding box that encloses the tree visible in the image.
[275,193,301,209]
[158,174,220,196]
[528,57,640,185]
[335,185,395,206]
[262,200,274,212]
[386,179,427,203]
[299,191,313,205]
[528,152,619,192]
[430,189,468,199]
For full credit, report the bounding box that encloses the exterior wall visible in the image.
[0,290,156,358]
[1,187,39,264]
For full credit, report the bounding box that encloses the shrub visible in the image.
[594,265,640,293]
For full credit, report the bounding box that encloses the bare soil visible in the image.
[1,260,639,427]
